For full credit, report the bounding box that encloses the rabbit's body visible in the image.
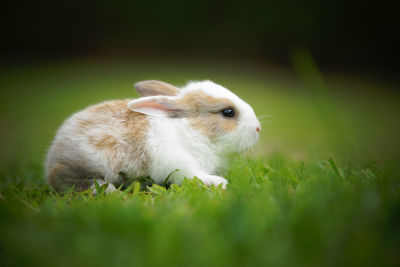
[46,100,149,191]
[46,80,260,191]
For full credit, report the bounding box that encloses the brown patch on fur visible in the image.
[135,80,180,97]
[90,134,118,150]
[188,115,237,139]
[83,99,150,173]
[173,91,238,139]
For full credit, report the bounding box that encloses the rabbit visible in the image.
[45,80,261,192]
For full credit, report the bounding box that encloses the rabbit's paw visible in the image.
[199,174,228,189]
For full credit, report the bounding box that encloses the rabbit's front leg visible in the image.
[150,147,228,188]
[195,172,228,189]
[173,168,228,189]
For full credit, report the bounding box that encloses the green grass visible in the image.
[1,58,400,266]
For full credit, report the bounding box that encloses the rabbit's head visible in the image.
[128,80,261,152]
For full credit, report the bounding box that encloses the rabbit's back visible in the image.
[45,99,150,191]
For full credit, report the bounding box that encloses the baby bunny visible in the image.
[45,80,261,192]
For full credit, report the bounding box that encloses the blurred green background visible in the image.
[1,56,399,172]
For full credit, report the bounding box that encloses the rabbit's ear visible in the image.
[128,96,179,117]
[134,80,180,97]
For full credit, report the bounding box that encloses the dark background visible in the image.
[1,0,399,74]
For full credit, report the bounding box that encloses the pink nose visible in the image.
[256,127,260,132]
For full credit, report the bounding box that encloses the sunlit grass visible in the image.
[1,156,399,266]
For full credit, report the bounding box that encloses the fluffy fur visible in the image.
[45,80,261,191]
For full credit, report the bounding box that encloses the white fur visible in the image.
[146,117,224,185]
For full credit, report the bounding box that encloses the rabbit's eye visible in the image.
[221,108,235,118]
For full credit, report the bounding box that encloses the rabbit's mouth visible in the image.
[239,130,260,152]
[215,125,260,153]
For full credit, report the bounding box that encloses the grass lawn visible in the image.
[0,57,399,266]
